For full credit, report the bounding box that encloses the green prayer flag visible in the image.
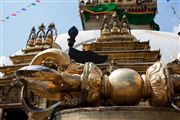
[83,3,118,22]
[125,13,155,25]
[82,3,159,31]
[31,3,36,6]
[87,3,117,12]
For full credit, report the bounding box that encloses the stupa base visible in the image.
[53,106,180,120]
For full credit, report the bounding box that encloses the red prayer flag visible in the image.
[11,13,17,16]
[36,0,40,3]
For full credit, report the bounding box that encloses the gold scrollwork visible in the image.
[146,62,171,106]
[81,62,102,105]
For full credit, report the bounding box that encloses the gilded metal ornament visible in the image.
[14,49,180,120]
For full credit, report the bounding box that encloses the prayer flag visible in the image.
[11,13,17,16]
[6,16,10,19]
[2,0,40,23]
[21,8,26,11]
[36,0,40,3]
[31,3,36,6]
[171,6,176,14]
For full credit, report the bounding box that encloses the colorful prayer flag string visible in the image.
[1,0,40,23]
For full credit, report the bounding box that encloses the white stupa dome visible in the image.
[12,30,179,63]
[56,29,180,63]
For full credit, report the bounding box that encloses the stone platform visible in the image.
[53,106,180,120]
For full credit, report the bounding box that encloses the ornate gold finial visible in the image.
[45,23,57,43]
[39,23,45,30]
[51,22,58,41]
[101,15,109,36]
[37,23,46,37]
[31,26,36,34]
[35,23,46,46]
[111,21,120,34]
[44,24,53,46]
[44,33,53,46]
[50,23,56,29]
[120,15,131,35]
[26,26,36,47]
[35,33,43,46]
[27,34,35,47]
[110,12,120,35]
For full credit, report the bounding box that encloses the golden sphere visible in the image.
[108,68,142,105]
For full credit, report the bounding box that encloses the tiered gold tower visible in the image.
[0,23,60,120]
[82,14,160,74]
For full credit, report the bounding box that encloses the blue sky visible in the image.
[0,0,179,58]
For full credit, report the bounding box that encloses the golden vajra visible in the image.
[15,48,180,120]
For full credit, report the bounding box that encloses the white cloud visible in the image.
[0,72,4,78]
[0,56,13,66]
[172,24,180,33]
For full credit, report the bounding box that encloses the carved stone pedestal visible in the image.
[53,106,180,120]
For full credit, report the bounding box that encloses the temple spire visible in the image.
[35,23,46,46]
[101,15,110,36]
[23,23,60,53]
[100,12,132,37]
[26,26,36,47]
[120,15,131,35]
[110,12,120,35]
